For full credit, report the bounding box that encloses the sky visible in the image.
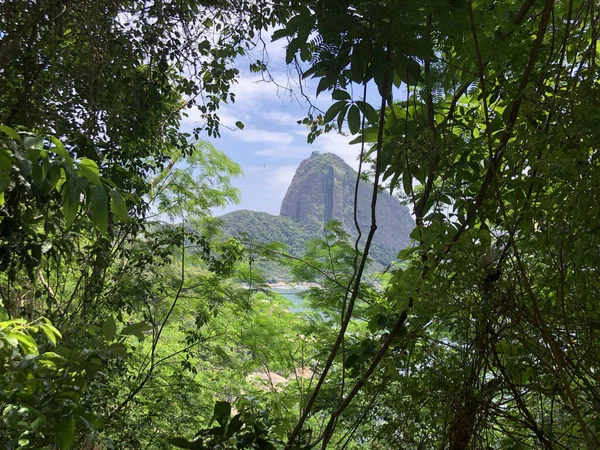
[179,30,367,217]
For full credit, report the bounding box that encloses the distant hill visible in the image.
[219,210,319,255]
[220,152,414,279]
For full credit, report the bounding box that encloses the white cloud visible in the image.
[254,145,311,159]
[252,131,364,170]
[232,128,295,144]
[179,105,249,132]
[294,128,310,137]
[228,70,293,109]
[265,165,298,198]
[260,110,300,126]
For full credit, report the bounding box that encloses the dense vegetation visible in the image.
[1,0,599,449]
[222,210,317,258]
[220,210,319,281]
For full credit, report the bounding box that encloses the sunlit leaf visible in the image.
[78,158,102,187]
[0,125,21,142]
[110,190,128,221]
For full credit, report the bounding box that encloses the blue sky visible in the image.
[179,30,365,217]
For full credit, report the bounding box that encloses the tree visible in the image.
[3,0,600,448]
[0,1,282,448]
[275,0,600,448]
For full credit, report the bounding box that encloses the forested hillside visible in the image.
[221,210,318,257]
[220,210,319,281]
[1,0,599,449]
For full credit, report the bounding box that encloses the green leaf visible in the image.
[337,104,349,132]
[30,415,47,432]
[23,135,44,151]
[0,318,27,329]
[52,167,67,191]
[102,317,117,341]
[61,176,80,227]
[316,77,330,97]
[323,101,346,124]
[89,185,108,233]
[332,90,351,101]
[108,342,128,359]
[55,416,76,450]
[49,136,73,166]
[78,158,102,187]
[121,322,152,341]
[213,401,231,427]
[348,126,378,144]
[42,318,62,338]
[356,101,379,124]
[235,121,245,130]
[39,321,61,346]
[37,352,67,369]
[0,149,9,178]
[0,125,21,142]
[110,190,128,221]
[3,333,18,347]
[31,155,48,184]
[226,414,244,438]
[350,43,367,82]
[80,413,104,431]
[12,147,32,176]
[271,28,289,41]
[10,331,38,354]
[403,171,412,197]
[285,38,300,64]
[348,105,361,134]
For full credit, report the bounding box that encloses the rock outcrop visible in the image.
[279,152,413,262]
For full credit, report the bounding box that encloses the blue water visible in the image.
[270,287,307,311]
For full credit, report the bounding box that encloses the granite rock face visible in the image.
[279,152,414,262]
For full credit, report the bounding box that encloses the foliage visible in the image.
[220,210,320,281]
[150,141,243,224]
[3,0,600,449]
[274,0,600,448]
[170,400,277,450]
[0,123,258,449]
[0,317,104,450]
[0,1,289,447]
[0,126,129,283]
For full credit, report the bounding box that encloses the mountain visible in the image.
[220,152,414,278]
[279,152,413,261]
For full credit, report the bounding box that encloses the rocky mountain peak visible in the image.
[280,152,413,261]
